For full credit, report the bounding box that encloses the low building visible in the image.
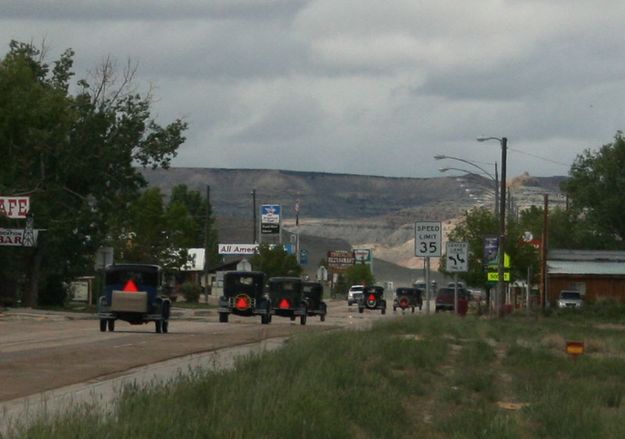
[547,249,625,304]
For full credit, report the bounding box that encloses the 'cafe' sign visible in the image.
[0,196,30,219]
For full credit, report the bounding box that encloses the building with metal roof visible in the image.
[547,249,625,304]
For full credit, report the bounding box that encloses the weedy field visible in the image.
[6,304,625,439]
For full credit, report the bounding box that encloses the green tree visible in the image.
[562,132,625,248]
[343,263,375,286]
[0,41,187,305]
[168,184,219,268]
[333,273,348,298]
[445,207,540,288]
[250,243,301,279]
[445,208,498,287]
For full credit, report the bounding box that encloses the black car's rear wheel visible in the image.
[161,320,169,333]
[300,313,307,325]
[155,320,162,333]
[219,313,229,323]
[107,319,115,332]
[100,319,107,332]
[261,313,270,324]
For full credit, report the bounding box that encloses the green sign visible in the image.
[487,271,511,282]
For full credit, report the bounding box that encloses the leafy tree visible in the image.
[343,263,375,286]
[250,243,301,279]
[445,207,540,289]
[332,273,348,298]
[445,207,498,288]
[0,41,187,305]
[168,184,219,269]
[562,132,625,248]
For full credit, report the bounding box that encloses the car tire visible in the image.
[219,313,229,323]
[290,315,296,321]
[412,307,415,314]
[107,319,115,332]
[358,307,364,314]
[155,320,162,333]
[381,307,386,315]
[300,313,307,325]
[261,314,270,325]
[100,319,107,332]
[161,320,169,334]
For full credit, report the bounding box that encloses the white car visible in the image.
[558,290,583,309]
[347,285,364,306]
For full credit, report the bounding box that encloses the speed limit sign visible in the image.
[415,221,442,257]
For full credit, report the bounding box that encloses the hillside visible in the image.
[142,167,567,277]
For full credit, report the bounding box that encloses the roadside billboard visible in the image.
[353,248,373,265]
[327,250,355,272]
[260,204,281,235]
[0,228,38,247]
[218,244,259,255]
[0,196,30,219]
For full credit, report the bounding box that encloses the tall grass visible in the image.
[7,309,625,439]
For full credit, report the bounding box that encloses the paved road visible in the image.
[0,299,423,433]
[0,299,405,402]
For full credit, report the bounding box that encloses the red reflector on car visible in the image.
[123,279,139,292]
[368,294,376,302]
[235,295,250,311]
[279,298,290,309]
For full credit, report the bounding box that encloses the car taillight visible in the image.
[279,298,290,309]
[399,297,409,307]
[367,294,377,306]
[122,279,139,292]
[235,294,251,311]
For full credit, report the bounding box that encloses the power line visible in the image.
[508,147,570,167]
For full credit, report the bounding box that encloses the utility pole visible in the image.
[251,189,257,243]
[203,185,210,302]
[497,137,507,318]
[541,194,549,310]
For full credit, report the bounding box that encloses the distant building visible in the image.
[547,249,625,304]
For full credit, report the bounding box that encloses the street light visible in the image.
[440,168,497,198]
[476,136,508,318]
[435,154,499,215]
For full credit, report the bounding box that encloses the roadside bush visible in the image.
[37,274,68,307]
[180,282,201,303]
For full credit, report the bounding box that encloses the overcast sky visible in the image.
[2,0,625,179]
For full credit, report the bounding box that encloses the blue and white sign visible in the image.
[299,248,309,265]
[260,204,281,235]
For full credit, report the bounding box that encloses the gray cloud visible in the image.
[2,0,625,179]
[1,0,311,21]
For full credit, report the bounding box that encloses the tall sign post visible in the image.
[446,241,469,315]
[260,204,281,244]
[415,221,442,314]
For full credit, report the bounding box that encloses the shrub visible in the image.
[180,282,201,303]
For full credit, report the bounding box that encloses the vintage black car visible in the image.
[218,271,271,324]
[358,285,387,314]
[393,287,423,313]
[302,281,327,321]
[97,264,171,333]
[267,277,308,325]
